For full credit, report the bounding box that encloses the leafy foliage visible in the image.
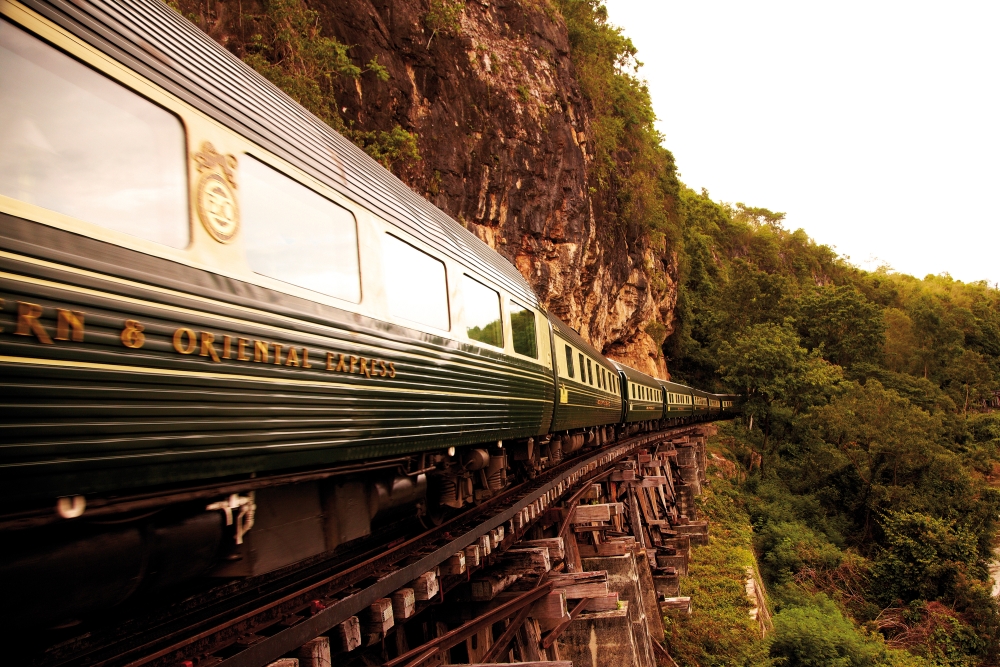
[798,286,887,368]
[555,0,681,284]
[424,0,464,48]
[770,596,882,667]
[549,9,1000,660]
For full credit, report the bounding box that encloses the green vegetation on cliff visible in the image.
[666,474,771,666]
[554,0,682,299]
[169,0,420,171]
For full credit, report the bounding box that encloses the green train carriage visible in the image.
[0,0,738,627]
[610,361,663,427]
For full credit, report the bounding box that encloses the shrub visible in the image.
[756,521,843,585]
[870,510,979,606]
[770,597,879,667]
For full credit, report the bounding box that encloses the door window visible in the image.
[464,276,503,348]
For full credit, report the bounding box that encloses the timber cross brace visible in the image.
[269,427,714,667]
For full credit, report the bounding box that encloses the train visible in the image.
[0,0,740,627]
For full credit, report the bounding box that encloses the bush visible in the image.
[757,521,843,585]
[870,510,979,606]
[770,596,879,667]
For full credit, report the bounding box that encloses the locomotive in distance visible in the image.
[0,0,740,627]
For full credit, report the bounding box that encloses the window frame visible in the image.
[240,153,362,303]
[383,232,452,332]
[508,300,539,359]
[0,14,193,257]
[462,274,504,350]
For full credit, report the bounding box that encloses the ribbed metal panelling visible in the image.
[659,379,695,419]
[691,388,712,418]
[546,315,621,432]
[0,221,553,502]
[611,361,664,423]
[21,0,540,308]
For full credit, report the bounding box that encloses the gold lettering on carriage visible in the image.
[8,300,85,346]
[1,304,399,379]
[164,325,396,378]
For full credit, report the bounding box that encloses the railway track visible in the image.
[22,425,701,667]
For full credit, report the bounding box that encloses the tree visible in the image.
[712,259,796,334]
[797,286,886,368]
[717,323,841,469]
[804,381,946,540]
[769,596,879,667]
[871,510,979,605]
[943,348,996,415]
[882,307,918,374]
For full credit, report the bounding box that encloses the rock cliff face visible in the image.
[180,0,677,377]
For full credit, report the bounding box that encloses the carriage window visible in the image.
[384,235,449,329]
[510,302,537,358]
[0,21,187,247]
[579,354,585,384]
[464,276,502,348]
[242,157,360,301]
[586,359,593,385]
[564,345,575,378]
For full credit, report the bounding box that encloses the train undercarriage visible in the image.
[0,418,698,630]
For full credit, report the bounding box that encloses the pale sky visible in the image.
[603,1,1000,286]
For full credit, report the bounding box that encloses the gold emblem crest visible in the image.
[194,142,239,243]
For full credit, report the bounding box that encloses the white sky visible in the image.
[603,1,1000,285]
